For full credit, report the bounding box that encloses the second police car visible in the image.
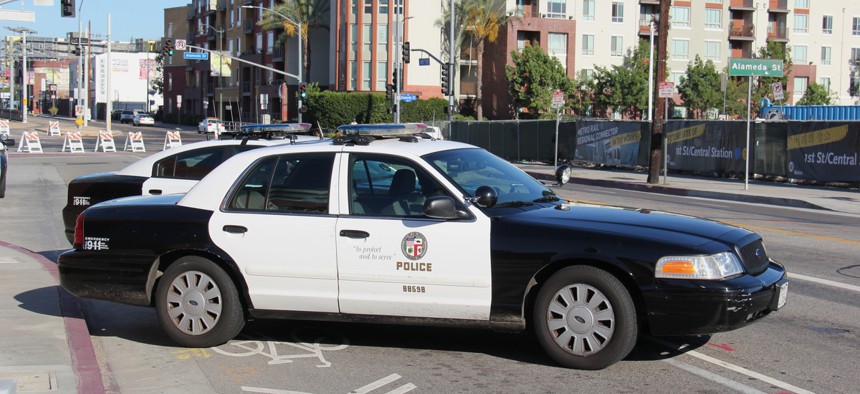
[58,123,788,370]
[61,123,321,243]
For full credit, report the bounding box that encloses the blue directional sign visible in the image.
[184,52,209,60]
[419,58,430,66]
[400,93,416,102]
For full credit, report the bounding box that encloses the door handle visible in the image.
[339,230,369,239]
[148,189,163,195]
[223,225,248,234]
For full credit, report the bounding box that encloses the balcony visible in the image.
[768,24,789,41]
[729,0,755,11]
[768,0,789,13]
[272,46,285,61]
[508,6,540,18]
[640,0,660,4]
[729,23,755,40]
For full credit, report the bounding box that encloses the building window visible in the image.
[672,39,689,60]
[350,61,357,90]
[854,17,860,35]
[228,40,234,56]
[794,14,808,34]
[794,0,809,8]
[363,24,372,56]
[379,0,388,14]
[639,6,654,27]
[548,33,567,71]
[267,31,274,53]
[237,7,241,26]
[611,2,623,23]
[547,0,566,18]
[362,61,371,90]
[351,24,358,58]
[704,9,721,29]
[378,24,388,58]
[229,10,234,28]
[256,33,262,53]
[671,72,684,90]
[851,48,860,63]
[582,0,595,21]
[820,77,830,92]
[794,77,808,96]
[168,74,173,91]
[670,6,690,28]
[580,69,595,82]
[704,41,721,62]
[792,44,807,63]
[364,0,372,14]
[377,61,387,91]
[822,15,833,34]
[821,46,831,65]
[582,34,594,56]
[611,36,623,57]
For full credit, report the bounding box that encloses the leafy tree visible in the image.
[677,55,721,119]
[797,82,832,105]
[258,0,330,84]
[723,76,749,118]
[150,53,165,95]
[462,0,507,121]
[592,41,652,119]
[752,41,792,115]
[570,70,595,117]
[505,45,574,118]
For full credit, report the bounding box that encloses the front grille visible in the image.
[737,239,769,275]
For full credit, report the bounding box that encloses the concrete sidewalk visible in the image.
[518,164,860,215]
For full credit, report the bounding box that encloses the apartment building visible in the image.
[165,0,860,121]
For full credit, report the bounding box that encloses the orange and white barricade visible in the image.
[93,130,117,152]
[47,121,61,136]
[163,131,182,150]
[0,119,9,135]
[61,131,86,153]
[123,131,146,152]
[16,131,43,153]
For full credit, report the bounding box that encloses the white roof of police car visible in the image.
[179,137,473,211]
[116,137,320,177]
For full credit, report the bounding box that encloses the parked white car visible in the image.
[197,117,226,134]
[133,113,155,126]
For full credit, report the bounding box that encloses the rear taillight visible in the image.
[73,213,85,249]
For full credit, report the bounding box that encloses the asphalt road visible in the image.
[1,152,857,393]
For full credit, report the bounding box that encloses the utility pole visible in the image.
[393,9,401,124]
[106,14,111,131]
[647,1,670,184]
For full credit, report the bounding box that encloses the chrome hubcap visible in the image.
[546,283,615,356]
[165,271,223,336]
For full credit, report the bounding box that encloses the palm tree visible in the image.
[258,0,330,83]
[462,0,506,120]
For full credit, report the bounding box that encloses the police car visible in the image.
[61,123,321,243]
[58,123,788,370]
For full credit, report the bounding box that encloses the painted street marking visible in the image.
[649,337,815,394]
[790,273,860,293]
[721,221,860,246]
[242,387,311,394]
[241,374,416,394]
[173,348,212,360]
[707,342,735,352]
[663,358,766,394]
[212,327,349,368]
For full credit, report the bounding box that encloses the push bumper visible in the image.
[644,260,788,336]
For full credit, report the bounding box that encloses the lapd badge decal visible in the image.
[401,232,427,260]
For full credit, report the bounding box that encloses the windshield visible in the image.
[424,148,556,206]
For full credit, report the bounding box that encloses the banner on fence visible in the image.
[47,121,61,136]
[16,131,43,153]
[786,122,860,182]
[124,132,145,152]
[62,131,85,153]
[664,121,749,175]
[573,121,642,167]
[94,130,116,152]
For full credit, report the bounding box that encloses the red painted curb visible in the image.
[0,241,106,394]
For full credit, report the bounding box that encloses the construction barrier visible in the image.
[61,131,86,153]
[0,119,9,136]
[16,131,43,153]
[93,130,117,152]
[163,131,182,150]
[124,131,145,152]
[47,121,61,136]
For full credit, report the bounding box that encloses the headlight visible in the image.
[655,252,744,280]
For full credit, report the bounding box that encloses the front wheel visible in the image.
[533,266,637,370]
[155,256,245,347]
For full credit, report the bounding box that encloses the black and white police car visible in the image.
[61,123,321,243]
[58,123,788,370]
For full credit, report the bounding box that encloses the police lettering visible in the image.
[396,261,432,271]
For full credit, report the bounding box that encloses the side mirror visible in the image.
[423,196,469,220]
[471,185,498,208]
[555,164,572,186]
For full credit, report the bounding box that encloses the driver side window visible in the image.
[349,154,449,217]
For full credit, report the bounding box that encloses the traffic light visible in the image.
[402,41,410,64]
[385,83,393,101]
[392,69,399,88]
[72,47,81,56]
[162,40,174,56]
[61,0,75,18]
[441,62,453,95]
[299,83,308,100]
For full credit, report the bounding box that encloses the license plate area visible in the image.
[771,279,789,310]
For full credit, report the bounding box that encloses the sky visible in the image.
[2,0,189,41]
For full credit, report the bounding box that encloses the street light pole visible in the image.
[242,5,302,122]
[202,24,225,123]
[5,27,37,124]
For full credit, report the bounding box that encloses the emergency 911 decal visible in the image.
[401,232,427,260]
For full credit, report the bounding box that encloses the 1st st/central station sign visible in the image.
[728,58,784,77]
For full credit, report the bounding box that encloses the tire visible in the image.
[532,266,637,370]
[155,256,245,347]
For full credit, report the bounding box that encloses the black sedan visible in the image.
[58,123,788,370]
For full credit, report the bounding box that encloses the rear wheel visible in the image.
[532,266,637,370]
[155,256,245,347]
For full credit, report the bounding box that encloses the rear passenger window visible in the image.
[153,147,228,180]
[228,153,335,214]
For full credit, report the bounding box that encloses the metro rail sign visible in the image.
[728,58,784,77]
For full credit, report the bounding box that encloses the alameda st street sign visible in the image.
[728,58,784,77]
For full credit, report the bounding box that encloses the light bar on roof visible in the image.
[337,122,427,137]
[240,123,313,134]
